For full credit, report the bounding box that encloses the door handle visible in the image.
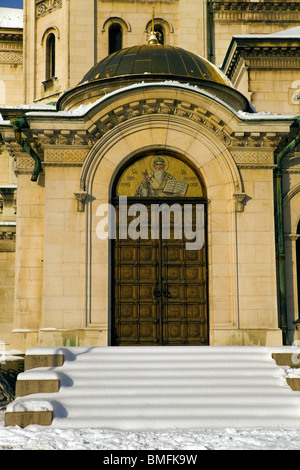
[154,287,161,298]
[162,287,171,298]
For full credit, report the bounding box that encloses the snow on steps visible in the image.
[5,346,300,430]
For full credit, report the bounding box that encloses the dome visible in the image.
[79,44,231,87]
[58,43,253,112]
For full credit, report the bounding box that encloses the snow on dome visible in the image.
[0,8,23,29]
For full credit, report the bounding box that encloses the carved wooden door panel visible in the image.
[162,222,208,346]
[112,203,208,346]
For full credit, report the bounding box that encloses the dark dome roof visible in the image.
[79,44,231,87]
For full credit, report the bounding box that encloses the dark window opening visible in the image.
[109,23,123,55]
[46,33,56,80]
[154,24,164,45]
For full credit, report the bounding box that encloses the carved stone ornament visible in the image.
[285,233,300,242]
[233,192,247,212]
[0,231,16,252]
[74,191,87,212]
[87,98,234,147]
[36,0,62,18]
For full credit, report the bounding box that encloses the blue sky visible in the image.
[0,0,23,8]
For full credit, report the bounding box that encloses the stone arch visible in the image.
[283,183,300,328]
[145,17,174,45]
[80,83,242,195]
[40,26,60,45]
[101,17,131,54]
[102,17,132,33]
[40,27,60,82]
[284,183,300,234]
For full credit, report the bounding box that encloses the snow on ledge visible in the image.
[6,400,53,413]
[24,81,299,123]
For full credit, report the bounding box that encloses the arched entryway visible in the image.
[110,151,208,346]
[297,220,300,319]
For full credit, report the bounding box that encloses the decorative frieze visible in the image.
[44,148,90,166]
[14,156,35,175]
[212,1,300,22]
[231,149,275,168]
[87,98,234,147]
[35,0,62,18]
[34,130,91,148]
[0,51,22,64]
[225,46,300,82]
[0,231,16,252]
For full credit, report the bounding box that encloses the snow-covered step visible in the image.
[5,346,300,429]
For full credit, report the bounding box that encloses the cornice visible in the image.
[224,44,300,79]
[213,1,300,12]
[212,1,300,22]
[0,32,23,42]
[1,95,292,172]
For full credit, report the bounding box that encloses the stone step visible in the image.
[24,354,64,371]
[5,346,300,429]
[272,353,300,368]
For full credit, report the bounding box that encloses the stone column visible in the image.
[12,169,45,350]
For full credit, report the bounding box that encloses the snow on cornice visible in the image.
[23,81,298,123]
[0,8,23,29]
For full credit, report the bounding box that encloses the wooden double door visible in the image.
[112,200,208,346]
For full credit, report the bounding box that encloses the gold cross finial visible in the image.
[148,7,159,45]
[152,7,155,32]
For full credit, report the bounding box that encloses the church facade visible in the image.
[1,0,300,352]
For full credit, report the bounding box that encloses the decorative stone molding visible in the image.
[34,131,91,149]
[231,149,275,168]
[223,39,300,82]
[86,98,234,146]
[44,148,90,167]
[233,192,247,212]
[82,97,288,151]
[0,35,23,45]
[232,131,283,149]
[74,191,87,212]
[35,0,62,18]
[212,1,300,22]
[14,156,35,175]
[0,51,22,64]
[285,233,300,242]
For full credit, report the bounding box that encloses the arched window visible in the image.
[154,24,164,45]
[108,23,123,55]
[46,33,56,80]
